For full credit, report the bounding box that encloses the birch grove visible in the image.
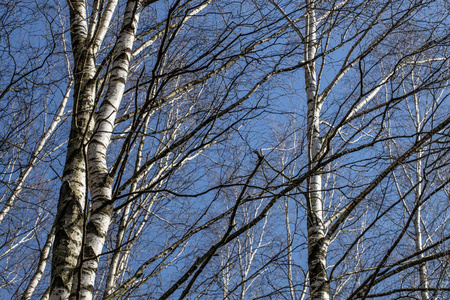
[0,0,449,299]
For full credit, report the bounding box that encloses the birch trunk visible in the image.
[21,227,56,300]
[70,2,141,298]
[414,160,429,300]
[50,0,120,297]
[50,0,96,298]
[104,116,147,296]
[284,197,296,300]
[414,93,428,300]
[2,82,70,299]
[304,1,329,299]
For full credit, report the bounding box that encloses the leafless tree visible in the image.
[0,0,448,300]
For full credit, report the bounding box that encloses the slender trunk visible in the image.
[103,201,132,296]
[284,197,295,300]
[414,92,428,300]
[414,200,429,300]
[50,0,96,297]
[104,114,148,296]
[3,82,69,298]
[304,1,329,299]
[21,227,55,300]
[70,2,141,299]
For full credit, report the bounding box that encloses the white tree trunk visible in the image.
[50,1,96,297]
[21,227,56,300]
[70,1,142,299]
[304,1,329,299]
[50,0,120,297]
[284,197,296,300]
[414,93,428,300]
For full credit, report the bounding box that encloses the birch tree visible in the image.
[387,64,449,300]
[0,1,72,297]
[46,0,307,298]
[0,0,449,299]
[267,0,449,299]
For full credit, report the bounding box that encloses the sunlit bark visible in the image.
[1,0,448,299]
[70,1,142,299]
[50,0,96,297]
[304,1,329,299]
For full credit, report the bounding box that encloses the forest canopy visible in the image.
[0,0,449,299]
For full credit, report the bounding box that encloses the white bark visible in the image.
[414,162,429,300]
[103,202,132,296]
[284,197,296,300]
[413,91,429,300]
[21,227,56,300]
[50,1,96,297]
[71,1,142,299]
[304,1,329,299]
[50,0,122,296]
[91,0,119,54]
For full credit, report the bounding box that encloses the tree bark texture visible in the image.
[69,1,142,299]
[50,0,98,298]
[304,1,330,299]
